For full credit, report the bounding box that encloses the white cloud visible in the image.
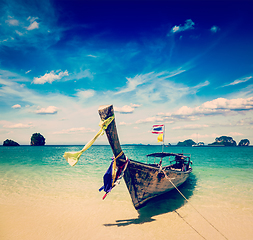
[220,76,252,88]
[87,54,98,58]
[228,132,243,136]
[3,122,33,129]
[25,70,31,74]
[12,104,21,109]
[167,97,253,119]
[0,70,87,118]
[170,19,195,34]
[53,127,95,134]
[193,80,210,89]
[136,116,164,124]
[115,103,141,114]
[27,21,39,30]
[130,103,141,108]
[69,69,94,81]
[114,70,209,111]
[198,97,253,111]
[114,105,135,114]
[116,70,186,95]
[119,122,132,126]
[35,106,58,114]
[5,18,19,26]
[26,16,39,30]
[175,106,194,116]
[172,26,180,33]
[15,30,23,36]
[75,89,95,100]
[210,26,220,33]
[33,70,69,84]
[0,39,9,43]
[116,74,148,94]
[1,5,59,49]
[135,97,253,125]
[27,16,39,22]
[172,124,209,130]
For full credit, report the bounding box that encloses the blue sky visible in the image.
[0,0,253,145]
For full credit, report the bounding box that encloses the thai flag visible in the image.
[152,124,164,134]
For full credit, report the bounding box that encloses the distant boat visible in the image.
[192,142,205,147]
[192,133,204,147]
[98,105,193,209]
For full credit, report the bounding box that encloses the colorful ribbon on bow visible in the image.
[63,115,115,167]
[99,151,129,199]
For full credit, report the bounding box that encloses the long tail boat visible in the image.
[98,104,192,209]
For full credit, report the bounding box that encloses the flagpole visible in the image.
[162,125,165,152]
[152,124,165,152]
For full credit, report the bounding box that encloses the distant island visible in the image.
[177,139,196,147]
[208,136,236,146]
[174,136,250,147]
[2,133,46,146]
[3,139,20,146]
[1,134,250,147]
[238,139,250,146]
[30,133,46,146]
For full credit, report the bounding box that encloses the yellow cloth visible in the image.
[112,157,117,184]
[157,133,163,142]
[63,115,115,166]
[111,151,124,185]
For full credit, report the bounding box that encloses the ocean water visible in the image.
[1,145,253,240]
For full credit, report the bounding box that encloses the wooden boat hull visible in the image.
[121,159,192,209]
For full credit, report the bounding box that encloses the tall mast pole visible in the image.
[162,125,165,152]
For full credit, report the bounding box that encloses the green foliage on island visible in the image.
[209,136,236,146]
[198,142,205,146]
[238,139,250,146]
[30,133,46,146]
[177,139,196,146]
[3,139,20,146]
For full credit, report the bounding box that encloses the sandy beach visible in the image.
[1,182,253,240]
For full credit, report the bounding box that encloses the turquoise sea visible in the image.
[1,145,253,240]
